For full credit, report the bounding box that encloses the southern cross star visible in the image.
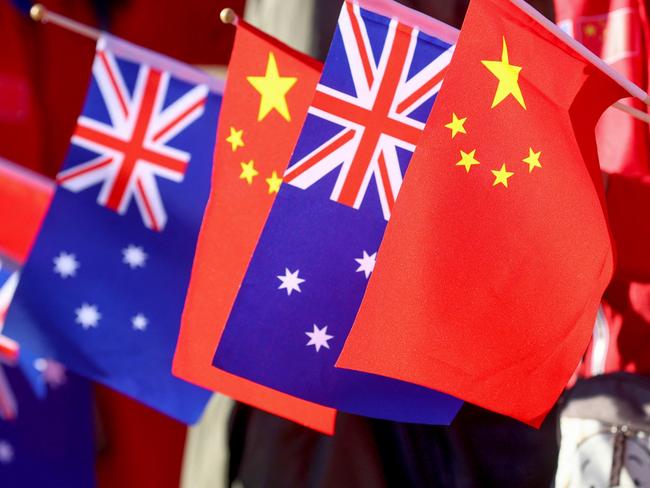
[277,268,305,296]
[355,250,377,279]
[75,303,101,329]
[122,244,148,269]
[53,252,79,278]
[305,324,334,352]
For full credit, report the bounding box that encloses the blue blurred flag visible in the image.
[4,34,222,423]
[0,363,94,488]
[214,2,462,424]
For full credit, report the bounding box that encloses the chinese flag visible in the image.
[337,0,629,426]
[172,21,336,433]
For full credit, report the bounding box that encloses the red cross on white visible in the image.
[56,41,208,231]
[283,2,453,220]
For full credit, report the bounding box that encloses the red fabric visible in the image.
[554,0,650,175]
[554,0,650,380]
[172,22,336,434]
[0,161,54,263]
[108,0,244,65]
[576,174,650,379]
[95,385,186,488]
[337,0,627,426]
[0,1,96,177]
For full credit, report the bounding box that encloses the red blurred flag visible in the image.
[172,21,336,433]
[337,0,632,426]
[555,0,650,175]
[0,158,53,264]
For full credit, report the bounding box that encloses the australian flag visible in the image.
[3,34,221,423]
[214,3,463,423]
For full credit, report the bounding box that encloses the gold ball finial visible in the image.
[30,3,47,22]
[220,7,237,25]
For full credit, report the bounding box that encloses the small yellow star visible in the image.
[445,113,467,138]
[239,160,259,185]
[265,171,283,194]
[522,148,542,173]
[247,52,297,122]
[584,23,597,37]
[481,37,526,110]
[456,149,480,173]
[226,127,244,152]
[491,164,514,187]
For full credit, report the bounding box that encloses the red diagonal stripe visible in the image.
[395,67,447,114]
[284,129,355,182]
[98,50,129,119]
[136,179,160,232]
[152,96,206,143]
[346,2,374,89]
[57,156,113,184]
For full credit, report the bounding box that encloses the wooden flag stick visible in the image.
[510,0,650,105]
[30,3,100,40]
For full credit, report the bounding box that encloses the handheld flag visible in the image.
[337,0,629,426]
[3,34,221,423]
[172,20,337,433]
[212,0,462,424]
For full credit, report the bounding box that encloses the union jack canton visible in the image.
[57,37,209,231]
[284,1,454,220]
[214,2,463,424]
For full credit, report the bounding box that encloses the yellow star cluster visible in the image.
[444,37,543,189]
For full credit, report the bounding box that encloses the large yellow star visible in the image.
[491,164,514,187]
[265,171,283,194]
[522,148,542,173]
[481,37,526,110]
[240,160,259,185]
[456,149,480,173]
[226,127,244,152]
[445,113,467,138]
[247,52,297,122]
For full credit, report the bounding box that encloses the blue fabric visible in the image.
[0,365,94,487]
[214,5,462,424]
[4,47,219,424]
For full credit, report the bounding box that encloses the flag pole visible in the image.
[29,3,101,41]
[510,0,650,105]
[219,7,240,26]
[613,101,650,124]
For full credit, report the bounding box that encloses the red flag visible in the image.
[337,0,630,426]
[555,0,650,175]
[554,0,650,383]
[172,21,336,433]
[0,158,53,264]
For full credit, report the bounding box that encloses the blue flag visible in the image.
[0,364,94,488]
[214,3,462,424]
[4,34,221,423]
